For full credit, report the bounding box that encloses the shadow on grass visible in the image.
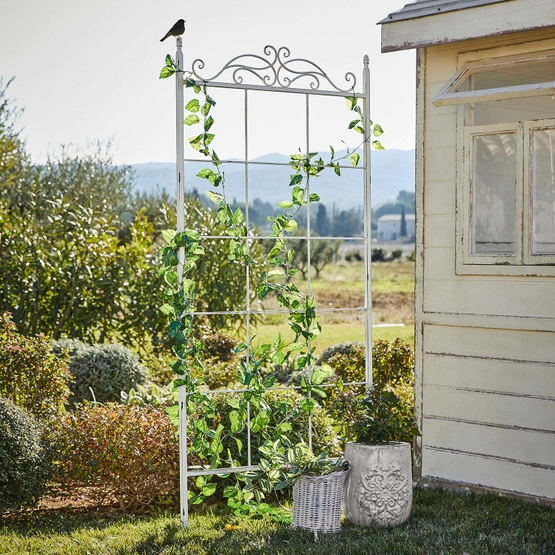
[1,488,553,555]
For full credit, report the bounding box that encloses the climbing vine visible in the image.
[160,53,383,514]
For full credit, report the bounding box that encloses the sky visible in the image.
[0,0,415,166]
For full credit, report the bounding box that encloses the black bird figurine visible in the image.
[160,19,185,42]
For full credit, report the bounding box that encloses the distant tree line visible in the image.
[0,79,257,354]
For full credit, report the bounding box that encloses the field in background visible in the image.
[252,259,415,353]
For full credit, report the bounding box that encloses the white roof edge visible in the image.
[380,0,555,53]
[378,0,507,25]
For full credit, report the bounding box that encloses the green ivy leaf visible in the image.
[185,99,200,113]
[350,153,360,167]
[373,139,385,150]
[283,219,298,233]
[184,114,200,126]
[345,96,357,110]
[204,115,214,132]
[159,65,175,79]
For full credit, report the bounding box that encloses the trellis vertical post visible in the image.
[174,36,189,528]
[363,55,373,388]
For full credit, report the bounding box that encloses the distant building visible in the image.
[376,213,415,241]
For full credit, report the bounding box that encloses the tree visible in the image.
[400,205,407,238]
[331,208,362,237]
[290,228,341,279]
[314,204,330,236]
[0,78,29,196]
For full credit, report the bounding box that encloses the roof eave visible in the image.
[380,0,555,53]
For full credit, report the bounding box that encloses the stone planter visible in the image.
[343,441,412,527]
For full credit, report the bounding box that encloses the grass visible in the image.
[253,322,414,353]
[250,259,415,353]
[2,488,553,554]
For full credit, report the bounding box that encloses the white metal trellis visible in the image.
[172,39,373,527]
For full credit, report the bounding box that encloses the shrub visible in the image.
[67,343,150,404]
[344,249,363,262]
[321,339,417,446]
[347,381,420,445]
[406,250,416,262]
[187,388,341,501]
[0,397,54,513]
[201,332,238,362]
[389,248,404,261]
[373,338,414,385]
[317,341,364,366]
[371,247,387,262]
[0,312,72,419]
[53,404,179,513]
[191,357,241,390]
[51,338,90,358]
[321,339,414,386]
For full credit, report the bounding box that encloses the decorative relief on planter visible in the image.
[343,442,413,527]
[355,465,410,526]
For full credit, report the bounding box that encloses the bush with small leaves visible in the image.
[201,332,238,362]
[321,339,417,446]
[52,404,179,513]
[51,338,90,358]
[187,388,341,502]
[317,341,364,366]
[0,397,55,513]
[67,343,150,405]
[389,248,404,261]
[191,357,241,390]
[0,312,72,420]
[373,338,414,385]
[371,247,388,262]
[344,250,363,262]
[348,381,420,445]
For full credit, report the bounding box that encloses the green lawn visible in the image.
[251,259,415,353]
[253,322,414,354]
[2,488,552,554]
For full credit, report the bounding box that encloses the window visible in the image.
[439,47,555,274]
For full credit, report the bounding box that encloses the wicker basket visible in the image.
[291,469,348,534]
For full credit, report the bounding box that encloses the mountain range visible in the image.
[130,149,415,209]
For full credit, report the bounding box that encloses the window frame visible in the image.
[453,46,555,277]
[524,119,555,266]
[433,49,555,108]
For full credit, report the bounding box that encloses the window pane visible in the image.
[471,133,517,255]
[455,59,555,93]
[471,96,555,126]
[532,128,555,255]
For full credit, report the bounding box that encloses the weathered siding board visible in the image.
[425,353,555,399]
[425,113,457,150]
[423,215,455,249]
[422,146,457,183]
[423,248,455,281]
[424,181,455,215]
[423,279,555,318]
[424,324,555,363]
[423,418,555,468]
[423,385,554,432]
[421,448,555,500]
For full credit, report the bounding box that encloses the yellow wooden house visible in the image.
[380,0,555,504]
